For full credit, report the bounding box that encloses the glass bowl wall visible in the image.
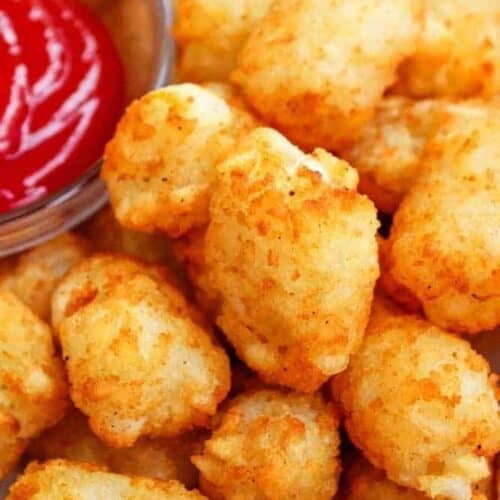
[0,0,174,256]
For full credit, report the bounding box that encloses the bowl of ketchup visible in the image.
[0,0,173,255]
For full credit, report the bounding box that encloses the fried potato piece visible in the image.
[0,233,90,322]
[339,98,492,214]
[7,460,207,499]
[81,206,175,265]
[201,82,259,133]
[192,389,341,499]
[28,410,107,467]
[106,435,202,489]
[173,0,272,82]
[393,1,500,98]
[58,267,230,447]
[228,361,265,398]
[377,237,422,315]
[232,0,423,151]
[0,292,68,479]
[172,228,219,319]
[205,128,379,392]
[339,452,498,500]
[339,97,441,213]
[0,427,27,485]
[51,253,186,331]
[332,296,500,500]
[475,466,497,500]
[102,83,257,238]
[495,456,499,499]
[339,452,427,500]
[81,207,189,295]
[383,107,500,334]
[29,409,201,488]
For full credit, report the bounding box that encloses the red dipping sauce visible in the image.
[0,0,125,214]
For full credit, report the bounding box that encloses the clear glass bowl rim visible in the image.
[0,0,174,256]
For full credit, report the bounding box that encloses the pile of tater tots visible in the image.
[1,1,499,498]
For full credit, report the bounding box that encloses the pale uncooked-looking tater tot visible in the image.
[53,255,230,448]
[29,409,202,488]
[0,233,90,322]
[7,460,207,499]
[232,0,423,151]
[173,0,273,82]
[192,389,341,500]
[205,127,379,392]
[383,106,500,334]
[332,296,500,500]
[0,292,68,480]
[393,0,500,98]
[102,83,257,238]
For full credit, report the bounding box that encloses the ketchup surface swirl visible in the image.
[0,0,125,213]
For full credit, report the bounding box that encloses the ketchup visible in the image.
[0,0,125,213]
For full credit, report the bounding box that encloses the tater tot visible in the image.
[7,460,207,499]
[228,361,265,397]
[57,267,229,447]
[475,467,497,500]
[173,0,272,82]
[0,233,90,322]
[29,409,201,488]
[377,237,422,315]
[383,107,500,334]
[495,457,499,499]
[81,206,175,265]
[0,292,68,479]
[332,296,500,500]
[172,228,219,319]
[106,434,202,489]
[192,389,341,499]
[339,98,491,214]
[0,431,26,485]
[51,253,185,331]
[339,452,427,500]
[205,128,379,392]
[201,82,259,133]
[393,1,500,98]
[28,409,108,467]
[102,83,257,238]
[232,0,423,151]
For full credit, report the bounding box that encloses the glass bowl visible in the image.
[0,0,174,256]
